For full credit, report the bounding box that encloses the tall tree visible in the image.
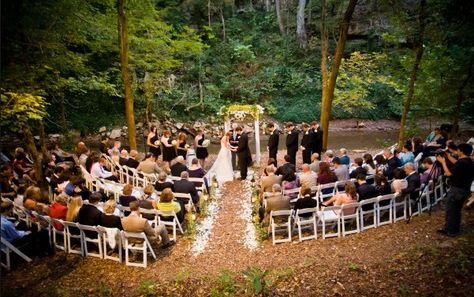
[452,55,473,137]
[118,0,137,150]
[275,0,285,35]
[319,0,358,150]
[296,0,307,48]
[398,0,426,148]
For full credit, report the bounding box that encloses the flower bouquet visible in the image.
[154,140,161,146]
[171,140,178,146]
[202,139,210,147]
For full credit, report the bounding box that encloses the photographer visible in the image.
[436,143,474,237]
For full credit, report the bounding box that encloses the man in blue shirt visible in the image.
[1,200,30,242]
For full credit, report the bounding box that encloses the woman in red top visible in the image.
[49,194,68,230]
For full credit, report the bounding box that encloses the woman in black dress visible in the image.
[194,129,209,168]
[147,125,161,161]
[161,130,176,164]
[176,132,188,159]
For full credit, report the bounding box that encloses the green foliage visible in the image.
[242,267,269,296]
[0,91,47,131]
[210,270,237,296]
[137,280,157,297]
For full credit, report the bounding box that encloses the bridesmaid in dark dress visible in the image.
[161,130,176,165]
[194,129,209,168]
[176,132,188,159]
[147,125,161,161]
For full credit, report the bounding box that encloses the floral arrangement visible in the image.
[171,140,177,146]
[154,140,161,146]
[202,139,210,147]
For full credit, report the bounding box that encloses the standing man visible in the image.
[436,143,474,237]
[236,126,252,180]
[300,123,313,164]
[311,121,323,156]
[229,122,240,171]
[285,122,299,166]
[267,122,279,165]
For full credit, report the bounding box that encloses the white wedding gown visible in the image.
[207,136,234,185]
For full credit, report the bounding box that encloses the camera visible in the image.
[434,149,446,157]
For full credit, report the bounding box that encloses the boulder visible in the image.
[98,126,107,133]
[109,128,122,139]
[136,122,143,129]
[175,122,184,129]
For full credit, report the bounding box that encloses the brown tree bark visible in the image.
[451,55,473,138]
[23,124,46,190]
[275,0,285,35]
[319,0,358,151]
[118,0,137,150]
[398,0,426,148]
[296,0,307,48]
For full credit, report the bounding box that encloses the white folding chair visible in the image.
[63,221,84,256]
[97,226,122,263]
[377,194,395,226]
[341,203,360,236]
[408,188,422,217]
[157,210,184,241]
[293,208,317,241]
[117,205,131,217]
[139,208,158,228]
[419,184,432,213]
[12,204,32,229]
[49,218,67,252]
[282,187,301,200]
[77,224,103,258]
[393,194,408,222]
[188,177,206,192]
[1,237,32,270]
[121,231,156,268]
[434,175,445,203]
[359,197,378,231]
[142,172,158,188]
[174,192,195,212]
[317,206,341,239]
[317,182,337,203]
[269,210,293,244]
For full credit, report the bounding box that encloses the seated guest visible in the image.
[75,142,89,167]
[119,149,129,166]
[49,194,68,230]
[23,186,42,211]
[171,156,187,177]
[14,186,26,207]
[64,175,91,200]
[124,150,140,169]
[263,158,277,176]
[137,185,155,220]
[323,150,335,164]
[100,199,123,230]
[323,181,358,206]
[333,157,349,181]
[154,172,174,192]
[412,137,424,158]
[121,201,175,249]
[66,196,83,222]
[187,158,206,179]
[299,164,317,189]
[260,166,282,193]
[99,136,110,154]
[49,166,66,195]
[111,149,120,164]
[420,158,440,185]
[381,148,401,180]
[108,140,121,157]
[317,162,337,185]
[275,155,296,182]
[137,153,161,174]
[294,186,317,216]
[119,184,138,209]
[399,162,420,200]
[90,156,119,182]
[0,164,17,200]
[356,174,378,210]
[309,153,320,173]
[391,168,408,194]
[350,157,367,179]
[374,174,391,196]
[339,148,350,166]
[142,184,158,202]
[399,143,415,165]
[423,128,447,156]
[174,171,199,205]
[155,188,185,223]
[77,192,102,227]
[362,153,376,175]
[261,184,290,226]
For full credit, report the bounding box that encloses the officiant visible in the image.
[229,122,240,170]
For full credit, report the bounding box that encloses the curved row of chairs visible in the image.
[268,177,446,244]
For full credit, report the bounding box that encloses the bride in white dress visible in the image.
[207,131,234,185]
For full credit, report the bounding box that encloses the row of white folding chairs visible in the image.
[1,236,32,270]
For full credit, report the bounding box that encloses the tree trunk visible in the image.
[296,0,307,48]
[220,7,226,42]
[37,120,49,162]
[320,0,358,151]
[208,0,212,27]
[398,0,426,148]
[58,92,67,132]
[451,55,473,138]
[23,124,46,190]
[320,0,329,151]
[143,72,153,127]
[265,0,271,12]
[275,0,285,35]
[118,0,137,150]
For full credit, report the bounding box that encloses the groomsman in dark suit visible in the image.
[229,122,240,170]
[285,122,299,166]
[235,126,252,180]
[300,123,313,164]
[311,121,323,156]
[267,122,279,165]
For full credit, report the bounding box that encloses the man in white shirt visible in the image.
[90,157,118,182]
[299,164,317,189]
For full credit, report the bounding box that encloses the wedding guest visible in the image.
[356,174,378,210]
[161,130,176,165]
[299,164,317,189]
[90,156,119,182]
[294,186,317,215]
[137,153,161,174]
[155,188,185,223]
[195,129,209,168]
[374,174,391,196]
[309,153,320,173]
[323,181,358,206]
[263,158,277,176]
[100,199,123,230]
[350,157,367,179]
[391,168,407,194]
[276,155,296,182]
[107,140,121,157]
[399,163,420,200]
[323,150,335,164]
[317,162,337,185]
[262,184,290,226]
[174,171,199,205]
[124,150,140,169]
[170,156,187,177]
[111,149,120,164]
[12,147,34,182]
[75,142,89,167]
[267,123,279,166]
[282,173,299,199]
[64,176,90,200]
[154,172,174,192]
[0,164,17,199]
[311,121,323,157]
[122,201,175,249]
[339,148,350,166]
[399,143,415,165]
[300,123,313,164]
[77,192,102,228]
[66,196,83,233]
[333,157,349,181]
[362,153,376,175]
[381,148,401,180]
[420,158,440,185]
[137,185,155,220]
[412,137,424,158]
[176,132,188,159]
[119,149,129,166]
[187,158,206,179]
[49,166,66,195]
[49,194,68,230]
[147,125,161,161]
[260,166,282,193]
[119,184,137,208]
[285,122,299,166]
[99,136,110,154]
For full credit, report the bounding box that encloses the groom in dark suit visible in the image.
[229,122,240,170]
[235,126,251,180]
